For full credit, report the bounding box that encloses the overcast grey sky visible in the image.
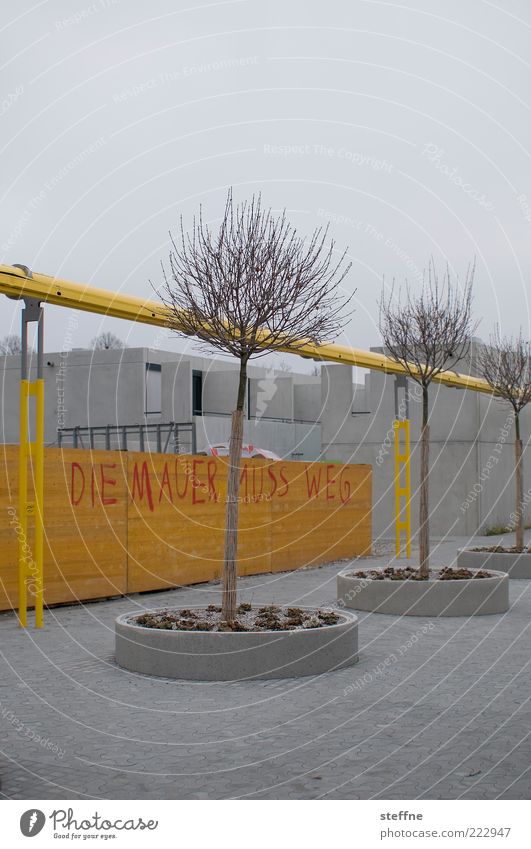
[1,0,530,365]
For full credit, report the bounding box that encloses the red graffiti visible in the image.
[100,463,118,505]
[69,461,118,507]
[131,461,154,512]
[305,465,321,498]
[68,458,356,511]
[70,462,85,506]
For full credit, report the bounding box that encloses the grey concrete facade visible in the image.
[320,349,531,540]
[0,347,322,461]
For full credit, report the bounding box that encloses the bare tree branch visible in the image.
[477,327,531,549]
[158,190,354,361]
[91,332,127,350]
[379,260,477,388]
[156,189,353,622]
[477,328,531,415]
[0,334,23,355]
[379,260,476,577]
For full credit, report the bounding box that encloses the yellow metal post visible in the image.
[17,293,45,628]
[394,419,412,558]
[18,379,29,627]
[34,377,45,628]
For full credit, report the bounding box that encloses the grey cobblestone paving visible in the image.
[0,535,529,800]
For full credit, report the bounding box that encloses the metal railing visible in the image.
[57,421,196,454]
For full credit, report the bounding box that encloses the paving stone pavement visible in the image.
[0,534,529,800]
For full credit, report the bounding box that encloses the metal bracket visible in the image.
[394,374,409,420]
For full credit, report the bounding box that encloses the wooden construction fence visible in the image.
[0,446,371,612]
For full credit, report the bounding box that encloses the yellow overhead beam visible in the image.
[0,263,493,395]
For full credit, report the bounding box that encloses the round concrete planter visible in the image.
[457,548,531,579]
[115,606,359,681]
[337,567,509,617]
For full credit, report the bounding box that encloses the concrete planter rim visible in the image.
[337,565,509,616]
[457,547,531,579]
[118,604,355,638]
[457,547,531,555]
[115,604,359,680]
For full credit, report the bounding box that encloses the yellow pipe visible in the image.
[0,264,494,395]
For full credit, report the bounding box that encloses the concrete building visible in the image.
[320,345,531,539]
[0,347,322,461]
[1,342,529,539]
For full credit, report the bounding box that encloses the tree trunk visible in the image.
[221,359,247,622]
[515,414,524,550]
[419,385,430,578]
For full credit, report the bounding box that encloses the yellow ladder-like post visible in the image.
[394,419,412,558]
[18,290,45,628]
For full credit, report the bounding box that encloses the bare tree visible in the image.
[0,334,23,355]
[478,328,531,549]
[379,261,475,577]
[277,359,293,373]
[159,190,352,621]
[91,332,126,350]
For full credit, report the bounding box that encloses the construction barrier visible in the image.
[0,446,372,612]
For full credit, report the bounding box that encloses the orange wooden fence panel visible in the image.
[0,446,372,612]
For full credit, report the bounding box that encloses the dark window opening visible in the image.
[145,362,162,414]
[192,370,203,416]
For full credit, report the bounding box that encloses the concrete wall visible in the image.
[1,348,152,442]
[321,362,531,540]
[161,360,192,421]
[202,370,240,416]
[249,375,293,420]
[294,382,321,422]
[193,414,321,461]
[0,348,323,461]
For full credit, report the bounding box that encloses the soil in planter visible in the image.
[351,566,492,581]
[471,545,531,554]
[133,604,340,632]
